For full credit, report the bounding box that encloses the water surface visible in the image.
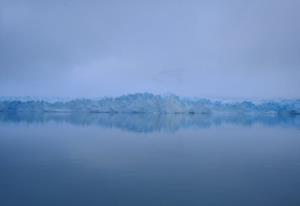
[0,113,300,206]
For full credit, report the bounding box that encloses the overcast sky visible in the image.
[0,0,299,99]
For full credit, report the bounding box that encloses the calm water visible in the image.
[1,113,300,206]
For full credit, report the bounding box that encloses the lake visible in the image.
[1,113,300,206]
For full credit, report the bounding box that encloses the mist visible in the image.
[1,0,300,99]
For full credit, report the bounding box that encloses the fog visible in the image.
[1,0,299,99]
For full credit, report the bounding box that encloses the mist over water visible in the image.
[1,0,300,205]
[0,112,300,133]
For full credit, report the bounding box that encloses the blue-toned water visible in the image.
[1,113,300,206]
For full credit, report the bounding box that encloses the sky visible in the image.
[0,0,299,99]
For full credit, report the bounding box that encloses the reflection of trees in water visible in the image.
[0,112,299,133]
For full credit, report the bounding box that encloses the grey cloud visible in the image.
[0,0,299,98]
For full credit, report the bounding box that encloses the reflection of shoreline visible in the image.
[0,112,299,133]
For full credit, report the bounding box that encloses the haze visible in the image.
[0,0,299,99]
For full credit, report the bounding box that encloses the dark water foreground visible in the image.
[0,113,300,206]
